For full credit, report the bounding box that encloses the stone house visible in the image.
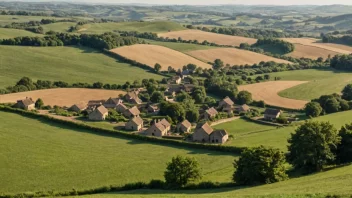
[123,106,140,118]
[88,100,106,109]
[145,119,171,137]
[104,97,123,108]
[116,103,128,113]
[204,107,218,120]
[124,91,142,104]
[264,108,282,121]
[88,105,108,121]
[15,97,35,110]
[168,76,182,84]
[235,104,251,113]
[159,118,171,132]
[147,105,159,115]
[193,123,214,142]
[218,97,234,113]
[125,117,144,131]
[69,103,87,113]
[176,120,192,133]
[209,129,229,144]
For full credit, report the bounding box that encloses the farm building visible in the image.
[125,117,144,131]
[218,97,234,114]
[235,104,251,113]
[146,119,171,137]
[88,100,106,108]
[176,120,192,133]
[69,103,87,113]
[116,103,128,113]
[193,122,213,142]
[88,105,109,121]
[168,76,182,84]
[104,97,123,108]
[204,107,218,120]
[209,129,229,144]
[124,91,142,104]
[147,104,159,115]
[264,108,282,121]
[159,118,171,131]
[15,97,35,110]
[123,106,140,118]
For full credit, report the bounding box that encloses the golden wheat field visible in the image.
[187,48,292,66]
[0,88,125,107]
[110,44,212,70]
[238,81,309,109]
[158,30,257,47]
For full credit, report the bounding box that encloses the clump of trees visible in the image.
[252,38,295,54]
[330,54,352,71]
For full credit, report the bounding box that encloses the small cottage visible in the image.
[88,100,106,108]
[145,122,167,137]
[209,129,229,144]
[176,120,192,133]
[123,106,140,118]
[104,97,123,108]
[147,105,159,115]
[204,107,218,120]
[236,104,251,113]
[159,118,171,132]
[218,97,234,113]
[125,117,144,131]
[88,105,108,121]
[116,103,128,113]
[124,91,142,104]
[193,123,213,142]
[264,108,282,121]
[69,103,87,113]
[15,97,35,110]
[168,76,182,84]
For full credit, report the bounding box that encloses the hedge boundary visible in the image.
[0,105,244,154]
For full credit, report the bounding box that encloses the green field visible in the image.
[0,28,42,39]
[42,22,76,33]
[271,69,352,100]
[215,111,352,151]
[80,164,352,197]
[0,45,163,88]
[0,111,236,193]
[145,40,218,52]
[79,21,186,34]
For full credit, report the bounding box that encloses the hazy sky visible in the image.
[22,0,352,5]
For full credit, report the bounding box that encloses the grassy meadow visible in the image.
[42,22,76,33]
[0,28,42,39]
[0,111,236,193]
[79,163,352,197]
[270,69,352,100]
[145,40,218,53]
[0,45,163,88]
[79,21,186,34]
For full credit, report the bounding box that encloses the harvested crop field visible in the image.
[158,30,257,47]
[239,81,308,109]
[110,44,211,70]
[287,44,340,59]
[0,88,125,107]
[188,48,292,65]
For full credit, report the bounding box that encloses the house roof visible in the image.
[206,107,218,116]
[17,98,34,106]
[95,105,108,115]
[179,120,192,129]
[117,103,128,109]
[127,106,140,116]
[129,116,143,126]
[160,118,171,128]
[241,104,250,111]
[88,100,105,106]
[154,122,166,132]
[264,108,281,116]
[183,84,195,92]
[212,129,228,137]
[222,97,234,106]
[148,105,159,111]
[125,92,139,99]
[71,103,86,110]
[106,97,122,104]
[196,123,213,134]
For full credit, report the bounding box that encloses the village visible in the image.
[12,75,286,145]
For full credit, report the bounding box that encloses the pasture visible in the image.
[81,163,352,197]
[109,44,212,70]
[0,111,236,193]
[0,45,163,88]
[0,28,41,39]
[145,40,218,52]
[79,21,186,34]
[187,48,292,66]
[273,69,352,100]
[158,30,257,47]
[238,81,309,109]
[0,88,125,107]
[41,22,76,33]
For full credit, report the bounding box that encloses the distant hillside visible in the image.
[312,14,352,24]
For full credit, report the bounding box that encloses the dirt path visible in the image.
[210,116,240,126]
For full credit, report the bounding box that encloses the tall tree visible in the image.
[304,102,323,117]
[236,91,253,105]
[342,84,352,101]
[336,123,352,163]
[154,63,162,73]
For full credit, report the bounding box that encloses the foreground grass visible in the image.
[0,28,42,39]
[0,45,162,88]
[275,69,352,100]
[79,21,186,34]
[0,111,235,193]
[79,164,352,197]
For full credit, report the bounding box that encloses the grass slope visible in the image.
[81,164,352,197]
[41,22,76,33]
[271,69,352,100]
[145,40,218,52]
[79,21,186,34]
[0,46,162,88]
[0,111,236,193]
[0,28,41,39]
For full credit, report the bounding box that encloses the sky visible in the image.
[19,0,352,5]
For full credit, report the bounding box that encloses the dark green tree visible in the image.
[336,123,352,163]
[236,91,252,105]
[288,121,341,172]
[35,98,44,109]
[159,102,186,123]
[164,155,202,188]
[304,102,323,117]
[213,59,224,70]
[233,146,288,185]
[154,63,162,73]
[342,84,352,101]
[150,91,164,103]
[186,109,199,123]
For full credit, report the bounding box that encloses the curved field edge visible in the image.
[0,45,163,88]
[0,109,237,193]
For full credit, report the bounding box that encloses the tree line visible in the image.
[321,34,352,46]
[252,38,295,54]
[0,32,140,50]
[330,54,352,71]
